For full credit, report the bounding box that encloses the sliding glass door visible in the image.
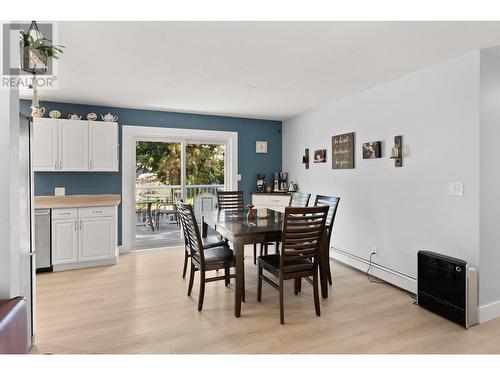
[134,140,226,248]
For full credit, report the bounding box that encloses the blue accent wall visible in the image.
[21,100,282,245]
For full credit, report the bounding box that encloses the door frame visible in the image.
[121,125,238,252]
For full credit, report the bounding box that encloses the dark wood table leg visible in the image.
[319,231,328,298]
[234,237,244,317]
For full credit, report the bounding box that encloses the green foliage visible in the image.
[20,31,64,59]
[136,142,225,185]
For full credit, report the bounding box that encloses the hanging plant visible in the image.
[19,23,64,74]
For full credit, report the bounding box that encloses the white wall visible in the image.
[479,50,500,311]
[283,52,481,282]
[0,24,21,298]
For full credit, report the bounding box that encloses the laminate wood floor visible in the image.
[31,246,500,354]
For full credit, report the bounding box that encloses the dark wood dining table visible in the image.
[201,208,330,317]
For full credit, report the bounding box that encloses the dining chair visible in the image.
[313,195,340,286]
[216,190,244,211]
[177,199,227,278]
[254,192,312,264]
[257,205,329,324]
[177,201,236,311]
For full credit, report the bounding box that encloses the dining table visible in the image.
[201,208,330,318]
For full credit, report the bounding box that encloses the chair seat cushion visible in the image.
[202,235,226,249]
[199,246,234,265]
[258,253,314,273]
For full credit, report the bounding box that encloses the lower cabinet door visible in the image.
[79,217,115,261]
[52,219,78,265]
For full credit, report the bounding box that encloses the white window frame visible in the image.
[121,125,238,252]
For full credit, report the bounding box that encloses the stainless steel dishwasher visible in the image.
[34,209,52,272]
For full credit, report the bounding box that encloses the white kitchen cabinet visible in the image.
[32,118,118,172]
[58,119,89,171]
[51,206,117,271]
[32,118,58,171]
[52,218,78,265]
[79,217,115,261]
[89,122,118,171]
[251,193,291,213]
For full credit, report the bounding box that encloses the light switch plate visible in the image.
[237,174,242,181]
[55,187,65,196]
[448,182,464,196]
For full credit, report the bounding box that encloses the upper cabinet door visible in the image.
[32,119,58,171]
[89,122,118,171]
[58,120,89,171]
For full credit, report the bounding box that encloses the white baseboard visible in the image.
[478,300,500,323]
[331,248,417,294]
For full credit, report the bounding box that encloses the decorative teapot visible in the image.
[31,105,45,118]
[68,113,82,120]
[101,113,118,122]
[86,112,97,121]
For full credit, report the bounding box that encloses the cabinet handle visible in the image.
[59,212,71,216]
[55,160,58,170]
[90,161,93,170]
[59,160,62,169]
[92,210,103,214]
[79,220,82,230]
[75,220,78,230]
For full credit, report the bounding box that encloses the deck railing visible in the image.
[135,184,224,220]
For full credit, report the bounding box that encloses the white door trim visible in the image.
[121,125,238,252]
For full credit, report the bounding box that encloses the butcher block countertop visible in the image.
[35,194,121,209]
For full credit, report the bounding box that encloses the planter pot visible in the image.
[20,46,47,74]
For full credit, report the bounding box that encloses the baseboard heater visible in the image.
[417,251,478,328]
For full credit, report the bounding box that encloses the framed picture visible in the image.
[362,141,382,159]
[332,132,355,169]
[313,149,327,163]
[256,141,268,154]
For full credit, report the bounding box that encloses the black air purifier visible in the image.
[417,251,477,328]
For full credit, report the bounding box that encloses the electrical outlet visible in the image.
[371,247,378,257]
[55,187,65,196]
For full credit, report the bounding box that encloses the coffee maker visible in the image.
[279,172,289,191]
[273,173,279,191]
[256,174,266,192]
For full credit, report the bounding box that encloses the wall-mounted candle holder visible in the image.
[302,148,310,169]
[390,135,403,167]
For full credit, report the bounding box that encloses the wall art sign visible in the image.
[362,141,382,159]
[313,149,327,163]
[332,132,355,169]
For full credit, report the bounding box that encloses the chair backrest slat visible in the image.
[177,201,205,265]
[289,192,311,208]
[280,206,329,269]
[217,190,244,211]
[313,195,340,242]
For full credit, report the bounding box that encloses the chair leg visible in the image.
[313,268,321,317]
[187,263,195,296]
[294,278,300,295]
[257,264,263,302]
[182,250,189,278]
[279,277,285,324]
[253,244,257,265]
[297,277,302,293]
[198,270,206,311]
[264,244,268,255]
[259,243,264,258]
[327,261,333,286]
[224,266,230,286]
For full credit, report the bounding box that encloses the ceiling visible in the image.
[21,21,500,120]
